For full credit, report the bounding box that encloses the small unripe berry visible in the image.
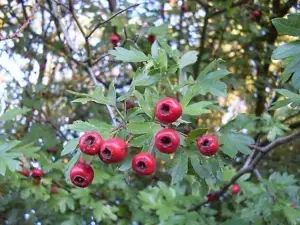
[79,131,104,155]
[231,184,240,195]
[197,135,219,156]
[70,162,94,188]
[98,138,128,163]
[31,168,44,179]
[154,128,180,154]
[19,169,30,177]
[155,97,182,124]
[132,152,156,175]
[147,34,156,44]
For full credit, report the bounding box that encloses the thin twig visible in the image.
[86,4,140,39]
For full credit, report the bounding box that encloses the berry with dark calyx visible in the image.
[154,128,180,154]
[231,184,240,195]
[98,138,128,163]
[110,34,121,47]
[155,97,182,124]
[147,34,156,44]
[197,134,219,156]
[132,152,156,175]
[79,131,104,155]
[31,168,44,179]
[70,162,94,188]
[51,186,58,194]
[19,169,30,177]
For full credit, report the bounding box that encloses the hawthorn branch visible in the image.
[189,129,300,211]
[0,4,37,41]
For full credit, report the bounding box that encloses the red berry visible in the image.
[31,168,44,179]
[147,34,156,44]
[19,169,30,177]
[78,157,85,164]
[231,184,240,195]
[79,131,104,155]
[126,102,133,110]
[154,128,180,154]
[291,203,296,208]
[132,153,156,175]
[155,97,182,124]
[181,4,187,12]
[51,186,58,194]
[110,34,121,47]
[98,138,128,163]
[197,135,219,156]
[253,10,261,17]
[47,147,57,153]
[207,193,215,201]
[70,162,94,188]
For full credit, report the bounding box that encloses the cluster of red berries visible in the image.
[69,97,220,188]
[19,168,44,185]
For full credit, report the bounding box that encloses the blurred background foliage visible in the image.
[0,0,300,224]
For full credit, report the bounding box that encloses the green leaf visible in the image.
[276,89,300,100]
[183,101,213,116]
[272,41,300,60]
[170,150,188,184]
[179,51,198,69]
[127,122,160,134]
[61,138,79,156]
[199,59,225,76]
[109,47,150,62]
[186,128,207,141]
[157,48,168,71]
[64,150,81,183]
[190,157,210,179]
[272,15,300,37]
[157,37,180,62]
[11,142,40,158]
[205,69,230,80]
[132,69,159,87]
[107,82,116,106]
[283,206,300,225]
[0,140,22,176]
[0,107,31,121]
[148,23,169,36]
[292,71,300,89]
[219,132,254,157]
[133,90,153,118]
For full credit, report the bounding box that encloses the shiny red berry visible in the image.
[19,169,30,177]
[126,102,133,110]
[110,34,121,47]
[98,138,128,163]
[147,34,156,44]
[79,131,104,155]
[155,97,182,124]
[70,162,94,188]
[231,184,240,195]
[197,135,219,156]
[31,168,44,179]
[154,128,180,154]
[132,152,156,175]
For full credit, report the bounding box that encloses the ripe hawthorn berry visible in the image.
[181,4,187,12]
[155,97,182,124]
[70,162,94,188]
[147,34,156,44]
[47,147,57,153]
[79,131,104,155]
[132,152,155,175]
[253,10,261,17]
[197,134,219,156]
[19,169,30,177]
[110,34,121,47]
[207,193,215,201]
[31,168,44,179]
[154,128,180,154]
[231,184,240,195]
[98,138,128,163]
